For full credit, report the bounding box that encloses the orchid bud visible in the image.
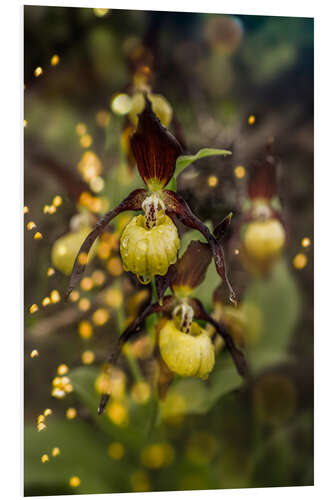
[120,202,180,284]
[159,319,215,380]
[51,226,97,276]
[243,218,285,266]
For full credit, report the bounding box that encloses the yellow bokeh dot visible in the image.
[111,93,132,115]
[104,288,123,308]
[47,267,55,277]
[80,276,93,291]
[234,248,240,255]
[96,110,110,127]
[91,270,105,286]
[92,308,109,326]
[37,414,45,424]
[24,119,28,127]
[37,422,47,432]
[52,447,60,457]
[50,289,61,303]
[30,349,39,358]
[53,195,63,207]
[108,442,124,460]
[27,221,36,230]
[77,252,88,266]
[50,54,60,66]
[78,320,93,339]
[131,382,151,405]
[24,206,29,214]
[69,476,80,488]
[41,454,49,463]
[34,232,43,240]
[141,443,174,469]
[42,297,51,307]
[34,66,43,77]
[97,241,111,260]
[90,176,105,193]
[107,257,123,276]
[57,364,69,376]
[208,175,218,187]
[78,298,91,312]
[130,470,150,492]
[293,253,308,270]
[107,401,128,426]
[66,407,77,419]
[301,237,311,248]
[29,304,39,314]
[81,350,95,365]
[69,290,80,302]
[44,408,52,417]
[248,114,256,125]
[234,165,246,179]
[75,123,87,136]
[93,8,109,17]
[80,134,93,148]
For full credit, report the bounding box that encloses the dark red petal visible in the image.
[171,240,212,292]
[213,212,233,243]
[248,147,278,200]
[155,265,177,304]
[190,298,249,378]
[66,188,147,300]
[98,300,162,415]
[130,94,183,189]
[163,190,237,304]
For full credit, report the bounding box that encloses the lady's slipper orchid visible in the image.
[241,147,286,271]
[66,94,235,303]
[97,234,248,415]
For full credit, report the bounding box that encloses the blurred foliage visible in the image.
[24,6,313,496]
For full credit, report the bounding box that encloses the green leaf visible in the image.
[175,148,232,178]
[243,258,301,371]
[24,419,132,495]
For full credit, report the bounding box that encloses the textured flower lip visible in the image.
[130,94,183,190]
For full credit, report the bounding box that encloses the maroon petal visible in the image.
[155,265,177,304]
[248,147,278,200]
[66,188,147,300]
[163,190,237,304]
[130,94,183,190]
[213,212,233,242]
[190,298,249,378]
[171,240,212,294]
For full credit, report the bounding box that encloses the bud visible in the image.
[243,218,285,267]
[159,319,215,379]
[51,227,97,276]
[120,212,180,284]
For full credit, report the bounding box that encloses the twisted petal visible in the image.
[163,190,237,304]
[190,298,249,378]
[98,301,163,415]
[66,189,147,300]
[130,94,183,190]
[171,241,212,294]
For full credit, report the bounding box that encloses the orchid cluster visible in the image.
[66,94,247,415]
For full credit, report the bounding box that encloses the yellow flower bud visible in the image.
[51,227,97,276]
[243,219,285,264]
[120,212,180,284]
[159,320,215,380]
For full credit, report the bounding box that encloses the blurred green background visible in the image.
[24,6,313,496]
